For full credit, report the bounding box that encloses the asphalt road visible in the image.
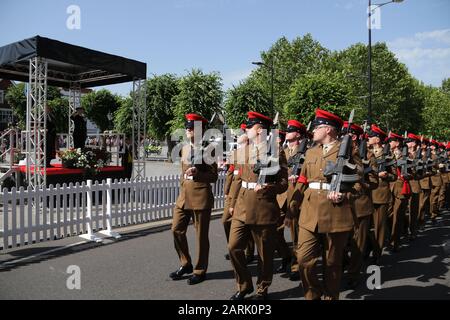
[0,210,449,300]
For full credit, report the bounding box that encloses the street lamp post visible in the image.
[367,0,403,124]
[252,60,275,111]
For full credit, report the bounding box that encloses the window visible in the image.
[0,109,12,123]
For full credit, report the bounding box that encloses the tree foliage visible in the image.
[249,34,330,115]
[223,78,271,128]
[82,89,121,132]
[6,84,69,132]
[5,83,27,129]
[327,43,424,133]
[284,71,354,125]
[170,69,223,131]
[113,97,133,137]
[145,74,179,140]
[421,86,450,140]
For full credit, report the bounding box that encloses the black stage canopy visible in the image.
[0,35,147,88]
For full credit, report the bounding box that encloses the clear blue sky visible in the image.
[1,0,449,96]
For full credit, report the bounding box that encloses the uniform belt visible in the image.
[308,182,331,190]
[233,170,239,176]
[184,174,194,180]
[241,181,257,189]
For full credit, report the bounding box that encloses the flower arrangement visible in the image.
[58,148,80,168]
[58,148,109,176]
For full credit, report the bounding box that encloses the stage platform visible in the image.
[17,163,127,186]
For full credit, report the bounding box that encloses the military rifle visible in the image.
[376,131,396,173]
[424,136,434,173]
[396,131,414,178]
[254,112,280,186]
[323,110,360,193]
[287,121,311,178]
[413,137,424,174]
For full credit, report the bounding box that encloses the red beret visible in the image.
[406,133,421,143]
[185,113,208,123]
[286,120,306,133]
[368,124,387,139]
[431,139,439,146]
[343,121,364,135]
[313,109,343,129]
[246,111,273,128]
[388,132,404,141]
[240,123,247,130]
[446,142,450,150]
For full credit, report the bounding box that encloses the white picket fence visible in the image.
[0,174,226,250]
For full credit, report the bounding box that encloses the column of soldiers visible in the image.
[169,110,450,300]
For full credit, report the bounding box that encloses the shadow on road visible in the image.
[0,220,175,272]
[344,211,450,300]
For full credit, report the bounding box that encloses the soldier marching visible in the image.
[169,109,450,299]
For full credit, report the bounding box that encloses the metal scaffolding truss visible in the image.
[68,83,81,149]
[132,79,147,180]
[0,36,147,188]
[26,57,48,188]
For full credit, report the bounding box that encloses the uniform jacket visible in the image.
[276,144,303,219]
[233,142,288,225]
[175,143,218,210]
[352,149,379,218]
[371,146,397,204]
[390,148,411,200]
[430,153,443,188]
[295,141,362,233]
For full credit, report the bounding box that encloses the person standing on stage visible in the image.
[71,107,87,150]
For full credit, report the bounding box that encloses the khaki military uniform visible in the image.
[275,144,303,272]
[371,146,397,252]
[348,150,379,280]
[430,153,443,219]
[438,166,449,210]
[172,143,218,276]
[222,157,235,238]
[407,155,421,238]
[295,141,361,300]
[228,142,288,295]
[445,171,450,209]
[388,149,411,250]
[418,151,433,227]
[223,149,255,258]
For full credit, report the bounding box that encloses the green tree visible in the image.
[144,74,180,161]
[223,78,271,128]
[146,74,179,139]
[48,97,69,133]
[5,83,26,129]
[441,78,450,96]
[5,84,70,132]
[114,97,133,137]
[328,43,424,132]
[421,85,450,141]
[82,89,121,132]
[170,69,223,131]
[249,34,330,114]
[284,71,355,125]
